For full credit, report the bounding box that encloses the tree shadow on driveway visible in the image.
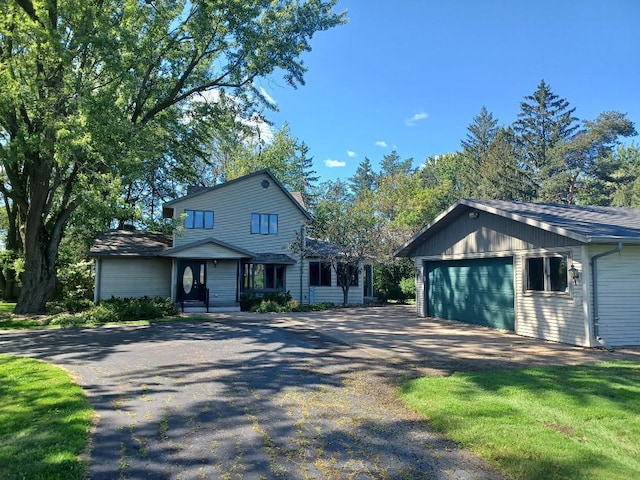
[0,319,503,479]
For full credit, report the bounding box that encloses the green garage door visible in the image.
[426,257,514,331]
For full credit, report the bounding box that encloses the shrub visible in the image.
[52,260,94,304]
[399,277,416,299]
[98,296,178,321]
[291,302,334,312]
[241,291,293,312]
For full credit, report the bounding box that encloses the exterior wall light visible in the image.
[468,210,479,219]
[568,264,579,284]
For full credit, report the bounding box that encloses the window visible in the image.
[184,210,214,229]
[525,255,568,293]
[251,213,278,235]
[310,261,331,286]
[242,263,286,291]
[337,263,359,287]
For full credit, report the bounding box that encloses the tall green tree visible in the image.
[0,0,344,313]
[513,80,579,197]
[551,112,636,204]
[607,144,640,207]
[477,128,533,201]
[309,180,375,305]
[349,157,377,199]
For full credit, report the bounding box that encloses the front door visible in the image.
[178,260,206,301]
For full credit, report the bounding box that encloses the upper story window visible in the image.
[184,210,214,229]
[310,261,331,287]
[251,213,278,235]
[525,254,568,293]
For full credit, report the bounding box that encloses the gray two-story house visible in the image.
[90,169,372,311]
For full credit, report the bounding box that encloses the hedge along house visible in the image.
[90,169,372,311]
[394,199,640,348]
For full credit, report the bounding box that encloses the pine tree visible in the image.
[513,80,579,198]
[461,106,499,164]
[349,157,377,198]
[460,106,499,197]
[478,128,533,201]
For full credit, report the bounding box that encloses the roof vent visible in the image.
[122,224,136,231]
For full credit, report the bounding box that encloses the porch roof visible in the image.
[159,237,255,258]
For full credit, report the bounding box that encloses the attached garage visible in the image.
[426,257,514,331]
[395,199,640,347]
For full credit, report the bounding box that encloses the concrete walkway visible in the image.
[1,305,637,479]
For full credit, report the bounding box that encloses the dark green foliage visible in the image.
[47,296,178,327]
[513,79,579,170]
[240,291,293,312]
[291,302,335,312]
[100,296,179,320]
[349,157,377,196]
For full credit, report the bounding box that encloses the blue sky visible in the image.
[260,0,640,182]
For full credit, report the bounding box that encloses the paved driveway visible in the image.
[1,305,636,479]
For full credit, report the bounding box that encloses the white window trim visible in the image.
[522,252,572,297]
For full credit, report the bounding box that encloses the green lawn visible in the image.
[0,354,93,480]
[400,361,640,480]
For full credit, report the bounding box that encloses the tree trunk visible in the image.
[14,238,58,314]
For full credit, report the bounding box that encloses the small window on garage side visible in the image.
[525,255,568,293]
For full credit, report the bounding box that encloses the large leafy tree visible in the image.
[309,180,375,306]
[0,0,344,313]
[513,80,579,197]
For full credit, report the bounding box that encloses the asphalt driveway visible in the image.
[1,305,636,479]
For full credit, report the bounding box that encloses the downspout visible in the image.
[590,242,623,347]
[300,224,305,304]
[93,258,101,304]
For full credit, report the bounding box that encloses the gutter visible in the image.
[590,242,623,347]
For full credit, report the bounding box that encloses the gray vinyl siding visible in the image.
[514,248,589,346]
[411,213,592,345]
[307,263,364,305]
[589,245,640,347]
[96,258,171,300]
[170,172,307,256]
[206,260,238,305]
[411,213,580,257]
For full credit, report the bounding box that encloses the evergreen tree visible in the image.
[478,128,533,201]
[513,80,579,198]
[461,106,499,164]
[349,157,377,198]
[378,151,413,178]
[553,112,636,204]
[290,141,320,209]
[460,107,499,197]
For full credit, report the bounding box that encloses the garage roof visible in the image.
[395,199,640,257]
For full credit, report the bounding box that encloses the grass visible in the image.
[400,361,640,480]
[0,354,93,480]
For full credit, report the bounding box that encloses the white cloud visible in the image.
[347,150,357,158]
[405,112,429,127]
[324,158,346,168]
[375,140,388,148]
[258,86,277,107]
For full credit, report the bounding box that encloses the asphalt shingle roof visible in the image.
[88,229,172,257]
[395,199,640,257]
[472,199,640,241]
